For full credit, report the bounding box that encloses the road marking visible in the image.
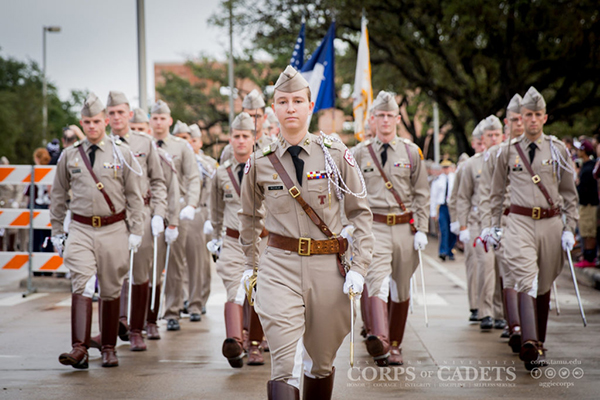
[0,293,48,306]
[158,360,207,364]
[0,355,19,358]
[413,292,449,306]
[55,297,72,307]
[422,254,467,291]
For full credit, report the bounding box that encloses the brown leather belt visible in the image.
[509,205,560,220]
[72,210,127,228]
[226,227,269,239]
[267,233,348,256]
[503,208,510,216]
[372,212,413,226]
[143,195,151,206]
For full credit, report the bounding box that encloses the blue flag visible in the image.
[301,22,336,113]
[290,22,305,70]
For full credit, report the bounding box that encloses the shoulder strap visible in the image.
[367,142,407,212]
[513,143,555,207]
[225,165,241,197]
[77,145,116,214]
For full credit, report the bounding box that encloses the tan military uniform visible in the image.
[185,152,218,314]
[352,137,429,302]
[239,133,374,384]
[490,134,578,295]
[457,153,502,320]
[219,134,273,164]
[157,135,201,321]
[50,137,144,299]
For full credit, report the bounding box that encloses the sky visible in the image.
[0,0,233,109]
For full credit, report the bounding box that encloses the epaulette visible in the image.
[73,141,81,148]
[364,139,372,146]
[473,152,482,158]
[222,159,232,168]
[548,135,562,143]
[262,144,274,155]
[323,137,333,148]
[510,137,519,145]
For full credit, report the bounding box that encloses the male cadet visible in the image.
[188,124,218,316]
[149,100,201,331]
[488,87,578,370]
[478,94,525,352]
[210,113,268,367]
[219,89,273,163]
[239,66,374,399]
[51,93,144,368]
[129,108,152,134]
[448,122,483,322]
[353,91,430,366]
[457,116,505,331]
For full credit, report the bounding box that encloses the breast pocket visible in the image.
[306,180,328,211]
[264,186,290,214]
[361,162,382,193]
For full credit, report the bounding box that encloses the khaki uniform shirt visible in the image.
[156,147,180,226]
[156,135,201,208]
[478,142,511,228]
[112,130,167,218]
[238,132,374,276]
[457,153,485,228]
[197,152,218,208]
[448,162,466,223]
[352,136,430,232]
[490,133,578,232]
[211,158,244,236]
[50,136,144,235]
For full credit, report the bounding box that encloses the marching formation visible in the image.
[48,66,579,399]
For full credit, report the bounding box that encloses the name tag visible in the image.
[363,167,374,173]
[512,166,523,172]
[268,185,283,191]
[224,193,233,199]
[71,168,81,174]
[306,170,328,180]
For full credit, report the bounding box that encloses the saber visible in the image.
[417,249,429,327]
[566,250,587,327]
[151,235,158,312]
[127,249,134,326]
[348,288,356,367]
[158,243,171,320]
[552,281,560,316]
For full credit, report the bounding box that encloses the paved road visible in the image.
[0,242,598,399]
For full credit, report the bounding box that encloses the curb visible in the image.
[19,276,71,293]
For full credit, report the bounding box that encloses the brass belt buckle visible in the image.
[298,237,311,256]
[385,181,393,189]
[531,207,541,220]
[289,186,300,198]
[92,216,102,227]
[96,182,104,190]
[386,214,396,225]
[531,175,541,184]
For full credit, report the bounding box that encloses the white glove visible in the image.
[63,210,72,234]
[0,228,4,237]
[11,201,19,209]
[413,231,428,250]
[179,205,195,221]
[343,270,364,300]
[51,234,67,257]
[203,220,214,235]
[561,231,575,251]
[151,215,165,236]
[128,234,142,252]
[340,225,355,247]
[207,238,222,256]
[459,229,471,244]
[450,221,461,235]
[164,226,179,244]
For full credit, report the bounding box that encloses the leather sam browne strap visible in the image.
[513,143,556,207]
[366,143,407,212]
[77,145,116,214]
[226,165,241,197]
[265,152,347,277]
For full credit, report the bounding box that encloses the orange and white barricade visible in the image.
[0,252,66,272]
[0,165,55,185]
[0,209,52,229]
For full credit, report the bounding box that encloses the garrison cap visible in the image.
[231,112,255,131]
[172,120,190,135]
[440,159,454,167]
[372,91,399,112]
[265,107,279,125]
[81,92,105,117]
[506,94,522,114]
[274,65,309,93]
[521,87,546,111]
[482,115,503,131]
[130,108,149,123]
[151,99,171,115]
[189,124,201,138]
[472,120,485,139]
[242,89,266,109]
[106,90,129,108]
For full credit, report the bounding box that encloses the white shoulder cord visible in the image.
[197,158,216,179]
[318,133,367,201]
[549,138,576,181]
[110,136,143,176]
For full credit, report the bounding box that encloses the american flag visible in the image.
[290,21,305,70]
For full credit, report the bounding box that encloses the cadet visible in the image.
[457,115,505,331]
[219,89,273,163]
[353,91,430,366]
[129,108,152,134]
[239,66,374,399]
[51,93,144,368]
[149,100,201,332]
[488,87,578,370]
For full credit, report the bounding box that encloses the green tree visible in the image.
[0,51,80,164]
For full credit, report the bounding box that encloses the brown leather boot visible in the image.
[365,296,390,366]
[90,298,102,351]
[146,284,161,340]
[388,298,410,365]
[247,305,265,365]
[101,297,120,367]
[302,367,335,400]
[536,290,551,367]
[129,281,149,351]
[267,380,299,400]
[360,286,371,338]
[118,279,130,341]
[222,302,244,368]
[59,294,92,369]
[518,292,542,370]
[504,288,521,353]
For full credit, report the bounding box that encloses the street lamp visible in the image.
[42,25,61,144]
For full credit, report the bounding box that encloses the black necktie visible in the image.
[288,146,304,187]
[528,143,537,164]
[89,145,99,167]
[381,143,390,167]
[157,140,164,148]
[237,164,244,184]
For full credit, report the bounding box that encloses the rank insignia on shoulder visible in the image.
[263,145,273,155]
[323,138,333,148]
[307,170,328,180]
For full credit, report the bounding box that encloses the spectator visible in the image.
[24,148,52,252]
[47,138,61,165]
[431,159,456,260]
[61,127,79,149]
[575,140,598,267]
